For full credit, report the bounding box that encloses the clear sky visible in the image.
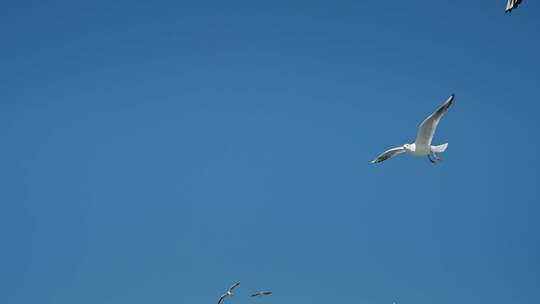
[1,1,539,304]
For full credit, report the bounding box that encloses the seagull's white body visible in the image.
[371,94,454,164]
[405,143,428,156]
[404,142,448,157]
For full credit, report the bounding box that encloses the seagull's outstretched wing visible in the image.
[371,147,406,164]
[228,282,240,292]
[251,291,272,297]
[506,0,522,12]
[415,94,454,147]
[218,294,227,304]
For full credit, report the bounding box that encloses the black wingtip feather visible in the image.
[446,94,454,107]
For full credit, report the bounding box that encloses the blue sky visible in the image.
[1,1,539,304]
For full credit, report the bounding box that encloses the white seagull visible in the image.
[506,0,522,12]
[371,94,454,164]
[218,282,240,304]
[251,291,273,297]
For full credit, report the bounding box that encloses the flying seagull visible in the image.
[251,291,273,297]
[506,0,522,12]
[371,94,454,164]
[218,282,240,304]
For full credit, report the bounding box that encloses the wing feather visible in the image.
[218,294,227,304]
[371,147,406,164]
[506,0,522,12]
[506,0,513,11]
[414,94,454,147]
[229,282,240,292]
[251,291,272,297]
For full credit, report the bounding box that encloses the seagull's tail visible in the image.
[432,143,448,153]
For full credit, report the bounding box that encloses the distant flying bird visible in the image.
[218,282,240,304]
[251,291,273,297]
[506,0,522,12]
[371,94,454,164]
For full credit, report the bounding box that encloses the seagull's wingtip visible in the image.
[444,94,454,107]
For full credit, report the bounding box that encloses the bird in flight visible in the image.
[218,282,240,304]
[371,94,454,164]
[251,291,273,297]
[506,0,522,12]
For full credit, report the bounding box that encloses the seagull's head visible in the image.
[403,144,410,151]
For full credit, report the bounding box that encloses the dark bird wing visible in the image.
[228,282,240,292]
[506,0,523,12]
[251,291,272,297]
[218,294,227,304]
